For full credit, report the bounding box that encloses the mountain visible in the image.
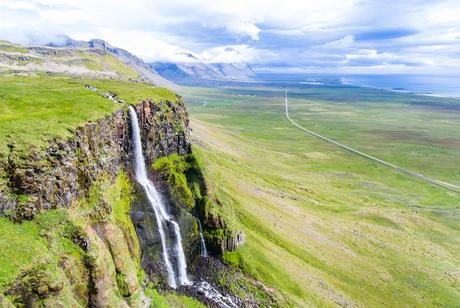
[60,38,179,90]
[0,39,177,90]
[0,40,143,80]
[151,59,256,85]
[48,37,256,86]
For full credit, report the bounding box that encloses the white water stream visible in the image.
[129,106,190,288]
[129,106,240,307]
[196,218,208,257]
[196,282,239,308]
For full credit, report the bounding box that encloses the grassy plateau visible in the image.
[0,74,177,156]
[181,83,460,307]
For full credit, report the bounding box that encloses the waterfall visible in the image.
[196,218,208,257]
[171,221,191,285]
[129,105,240,307]
[129,106,190,288]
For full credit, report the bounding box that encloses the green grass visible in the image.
[182,85,460,306]
[0,75,178,155]
[0,41,28,54]
[225,85,460,186]
[0,209,85,291]
[78,51,140,78]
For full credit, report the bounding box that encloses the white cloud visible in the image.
[198,45,276,63]
[86,29,188,62]
[226,21,261,40]
[1,0,460,73]
[322,35,354,49]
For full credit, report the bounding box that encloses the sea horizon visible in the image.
[255,73,460,99]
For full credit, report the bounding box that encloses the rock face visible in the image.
[222,231,246,252]
[205,217,246,255]
[0,98,190,222]
[134,98,191,165]
[0,109,130,221]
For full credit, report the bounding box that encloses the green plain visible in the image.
[182,84,460,307]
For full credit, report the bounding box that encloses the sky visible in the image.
[1,0,460,74]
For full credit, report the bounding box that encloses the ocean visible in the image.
[256,73,460,98]
[339,74,460,98]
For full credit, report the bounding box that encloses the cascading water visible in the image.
[171,221,190,285]
[129,106,190,288]
[129,105,239,307]
[196,282,240,308]
[196,218,208,257]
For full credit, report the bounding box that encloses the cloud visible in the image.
[226,21,261,40]
[1,0,460,74]
[322,35,354,49]
[343,49,425,66]
[198,45,276,63]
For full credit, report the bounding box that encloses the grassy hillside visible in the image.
[0,75,177,156]
[183,86,460,306]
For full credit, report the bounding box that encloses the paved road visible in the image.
[284,90,460,194]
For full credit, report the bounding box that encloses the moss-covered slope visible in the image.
[0,172,142,307]
[152,152,245,256]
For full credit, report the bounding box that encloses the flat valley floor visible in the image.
[182,84,460,307]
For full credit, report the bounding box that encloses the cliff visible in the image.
[0,95,255,307]
[0,73,280,307]
[0,96,193,306]
[0,98,189,222]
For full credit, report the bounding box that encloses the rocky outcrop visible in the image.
[0,108,130,221]
[0,98,190,222]
[207,229,246,255]
[222,231,246,252]
[134,97,190,166]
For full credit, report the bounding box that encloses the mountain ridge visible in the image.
[57,37,180,90]
[151,60,256,85]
